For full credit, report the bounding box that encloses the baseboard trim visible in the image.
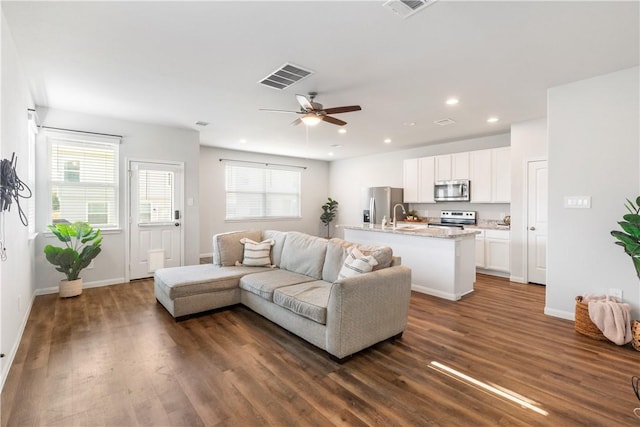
[200,252,213,258]
[411,284,472,301]
[510,275,525,283]
[34,277,128,296]
[544,307,574,321]
[0,292,35,393]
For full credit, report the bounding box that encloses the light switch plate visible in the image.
[608,288,623,300]
[564,196,591,209]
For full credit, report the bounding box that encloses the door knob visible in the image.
[529,226,536,231]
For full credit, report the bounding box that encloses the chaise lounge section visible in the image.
[154,230,412,360]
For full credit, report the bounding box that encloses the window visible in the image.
[137,169,173,223]
[225,163,301,220]
[47,131,120,228]
[26,110,38,234]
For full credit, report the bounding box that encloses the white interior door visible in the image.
[129,161,183,280]
[527,160,548,285]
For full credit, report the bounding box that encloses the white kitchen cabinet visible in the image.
[435,152,469,181]
[475,229,485,268]
[403,158,419,203]
[418,156,435,203]
[484,229,510,273]
[469,148,510,203]
[469,149,492,202]
[492,147,511,203]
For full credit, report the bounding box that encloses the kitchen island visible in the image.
[342,224,478,301]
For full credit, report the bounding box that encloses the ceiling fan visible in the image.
[260,92,362,127]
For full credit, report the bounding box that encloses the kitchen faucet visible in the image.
[392,204,406,229]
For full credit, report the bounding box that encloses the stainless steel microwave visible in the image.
[434,180,470,202]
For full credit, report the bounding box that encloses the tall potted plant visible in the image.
[611,197,640,350]
[44,221,102,298]
[320,197,339,238]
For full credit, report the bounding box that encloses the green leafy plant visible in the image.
[44,222,102,281]
[611,197,640,279]
[320,197,339,238]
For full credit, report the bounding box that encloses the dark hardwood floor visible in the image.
[2,274,639,426]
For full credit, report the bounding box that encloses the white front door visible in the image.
[129,161,183,280]
[527,160,548,285]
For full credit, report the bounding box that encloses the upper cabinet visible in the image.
[470,147,511,203]
[403,158,419,203]
[434,152,469,181]
[404,147,510,204]
[403,157,435,203]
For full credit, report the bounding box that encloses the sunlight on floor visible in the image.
[428,361,549,417]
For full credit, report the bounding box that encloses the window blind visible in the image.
[225,163,301,220]
[48,133,119,228]
[138,169,174,223]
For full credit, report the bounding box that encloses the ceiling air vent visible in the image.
[434,118,456,126]
[258,63,314,90]
[382,0,437,19]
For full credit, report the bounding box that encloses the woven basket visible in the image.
[632,320,640,351]
[574,296,607,341]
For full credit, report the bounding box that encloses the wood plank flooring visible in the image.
[2,274,639,426]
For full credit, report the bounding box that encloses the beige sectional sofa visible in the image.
[154,230,412,360]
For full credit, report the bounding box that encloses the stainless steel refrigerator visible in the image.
[362,187,406,225]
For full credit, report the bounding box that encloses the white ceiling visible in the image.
[3,1,639,161]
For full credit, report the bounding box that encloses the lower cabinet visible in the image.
[475,229,510,275]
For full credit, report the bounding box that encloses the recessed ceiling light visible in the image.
[239,139,247,144]
[384,138,392,144]
[338,128,347,134]
[328,152,334,156]
[403,122,416,127]
[487,117,499,123]
[195,121,210,127]
[446,98,459,105]
[330,144,343,148]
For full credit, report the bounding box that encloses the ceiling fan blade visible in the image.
[321,116,347,126]
[322,105,362,114]
[259,108,300,114]
[296,94,313,111]
[290,118,302,126]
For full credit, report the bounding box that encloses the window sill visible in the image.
[42,228,123,237]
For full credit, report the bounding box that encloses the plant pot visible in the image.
[59,278,82,298]
[632,320,640,351]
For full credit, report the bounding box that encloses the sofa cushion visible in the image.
[239,269,315,301]
[155,264,271,299]
[263,230,287,267]
[213,230,262,266]
[273,281,332,325]
[280,232,328,280]
[239,238,275,266]
[322,238,393,283]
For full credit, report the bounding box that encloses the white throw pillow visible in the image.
[239,238,275,267]
[337,246,379,280]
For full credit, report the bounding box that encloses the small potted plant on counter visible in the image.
[44,221,102,298]
[406,210,420,222]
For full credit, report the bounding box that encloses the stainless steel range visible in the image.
[428,210,476,230]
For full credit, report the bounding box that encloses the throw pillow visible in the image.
[239,238,275,267]
[337,246,379,280]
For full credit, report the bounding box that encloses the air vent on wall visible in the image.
[434,118,456,126]
[258,63,314,90]
[382,0,437,19]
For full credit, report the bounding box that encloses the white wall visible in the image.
[34,108,200,291]
[0,11,36,390]
[510,118,548,283]
[546,66,640,319]
[329,133,510,238]
[199,147,330,256]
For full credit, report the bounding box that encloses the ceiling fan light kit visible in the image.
[261,92,362,127]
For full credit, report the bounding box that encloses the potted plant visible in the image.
[320,197,339,238]
[611,197,640,350]
[44,221,102,298]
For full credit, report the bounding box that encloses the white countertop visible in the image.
[341,224,479,239]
